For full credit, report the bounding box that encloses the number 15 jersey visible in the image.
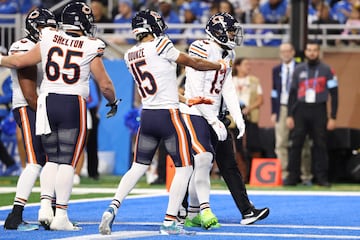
[39,27,105,98]
[124,36,180,109]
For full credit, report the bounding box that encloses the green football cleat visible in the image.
[200,209,221,230]
[184,214,201,227]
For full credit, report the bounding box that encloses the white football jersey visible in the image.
[9,38,42,109]
[124,36,180,109]
[39,27,105,98]
[180,40,235,122]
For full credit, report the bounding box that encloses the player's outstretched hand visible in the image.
[106,99,121,118]
[186,96,214,107]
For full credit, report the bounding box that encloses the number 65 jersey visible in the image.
[39,27,105,98]
[124,36,180,109]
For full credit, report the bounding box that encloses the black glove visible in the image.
[106,99,121,118]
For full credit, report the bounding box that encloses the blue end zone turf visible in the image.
[1,192,360,240]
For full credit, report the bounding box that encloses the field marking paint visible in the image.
[54,230,360,240]
[2,187,360,196]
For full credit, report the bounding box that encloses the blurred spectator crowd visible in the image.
[0,0,360,47]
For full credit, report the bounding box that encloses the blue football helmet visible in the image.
[25,8,57,42]
[131,10,168,39]
[205,12,243,49]
[61,2,96,37]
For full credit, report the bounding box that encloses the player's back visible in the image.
[9,38,42,109]
[39,27,105,98]
[124,36,179,109]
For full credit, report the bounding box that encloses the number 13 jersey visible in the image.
[39,27,105,98]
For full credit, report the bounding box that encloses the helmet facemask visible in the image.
[227,22,244,49]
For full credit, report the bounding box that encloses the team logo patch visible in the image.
[212,15,224,25]
[150,11,161,20]
[28,10,40,19]
[82,5,92,14]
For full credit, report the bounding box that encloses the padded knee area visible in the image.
[193,152,213,187]
[194,152,213,171]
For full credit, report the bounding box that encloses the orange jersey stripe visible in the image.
[189,45,208,58]
[169,109,191,166]
[156,38,170,54]
[182,113,206,154]
[71,97,87,167]
[19,107,37,164]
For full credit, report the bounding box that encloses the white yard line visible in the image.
[54,232,360,240]
[1,187,360,196]
[50,220,360,239]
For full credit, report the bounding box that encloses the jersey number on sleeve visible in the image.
[130,60,157,98]
[45,47,83,84]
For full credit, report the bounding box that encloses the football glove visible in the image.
[186,96,214,107]
[106,99,121,118]
[235,117,245,139]
[210,119,227,141]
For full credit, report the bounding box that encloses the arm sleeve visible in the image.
[95,39,106,58]
[287,68,299,117]
[271,68,278,114]
[222,73,244,123]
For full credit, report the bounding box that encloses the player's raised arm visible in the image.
[176,52,227,71]
[0,43,41,69]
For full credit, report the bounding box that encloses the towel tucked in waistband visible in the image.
[36,92,51,135]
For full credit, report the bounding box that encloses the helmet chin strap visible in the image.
[207,34,234,50]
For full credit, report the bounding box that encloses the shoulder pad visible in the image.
[188,40,208,59]
[9,38,35,53]
[155,36,173,55]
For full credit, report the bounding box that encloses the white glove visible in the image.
[235,117,245,139]
[210,119,228,141]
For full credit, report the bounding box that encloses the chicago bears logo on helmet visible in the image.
[205,12,243,50]
[131,10,168,40]
[25,8,57,42]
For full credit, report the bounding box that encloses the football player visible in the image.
[4,8,57,231]
[99,9,229,236]
[0,2,119,231]
[180,13,269,228]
